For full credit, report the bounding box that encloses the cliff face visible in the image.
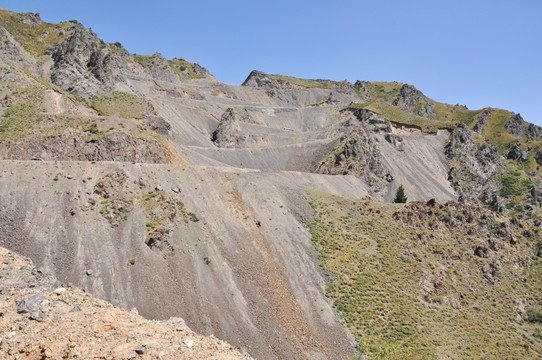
[0,8,541,360]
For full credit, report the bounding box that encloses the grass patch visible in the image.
[308,189,542,359]
[433,102,483,126]
[133,55,153,67]
[168,59,204,79]
[483,109,518,152]
[90,92,145,119]
[365,103,453,133]
[261,73,343,89]
[0,87,44,141]
[0,9,74,58]
[500,169,532,197]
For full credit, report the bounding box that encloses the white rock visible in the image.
[54,287,66,295]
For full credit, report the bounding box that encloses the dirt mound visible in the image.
[0,247,251,359]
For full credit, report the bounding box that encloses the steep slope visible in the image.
[308,192,542,359]
[0,161,360,359]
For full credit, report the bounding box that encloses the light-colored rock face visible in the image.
[121,70,456,202]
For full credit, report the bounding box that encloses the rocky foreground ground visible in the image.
[0,247,251,359]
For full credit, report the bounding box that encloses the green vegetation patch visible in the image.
[265,74,340,89]
[168,59,204,79]
[90,92,145,119]
[499,167,536,215]
[0,87,44,141]
[501,169,533,197]
[0,9,73,57]
[133,55,153,68]
[483,109,518,152]
[308,189,542,359]
[345,81,456,133]
[355,81,403,101]
[433,102,483,126]
[364,103,453,133]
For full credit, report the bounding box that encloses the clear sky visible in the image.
[2,0,542,126]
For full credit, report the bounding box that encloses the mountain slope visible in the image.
[309,191,542,359]
[0,8,541,360]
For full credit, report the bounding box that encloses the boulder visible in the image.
[17,294,46,313]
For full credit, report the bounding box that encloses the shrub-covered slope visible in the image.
[309,190,542,359]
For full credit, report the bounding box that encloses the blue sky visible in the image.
[2,0,542,126]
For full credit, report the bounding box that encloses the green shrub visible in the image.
[527,307,542,323]
[394,185,408,203]
[500,170,532,197]
[188,212,199,222]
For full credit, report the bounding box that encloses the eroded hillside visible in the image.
[0,8,541,360]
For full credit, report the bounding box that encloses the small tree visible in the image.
[394,184,408,203]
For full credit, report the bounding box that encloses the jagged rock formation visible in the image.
[393,84,436,118]
[46,24,127,95]
[472,107,494,133]
[313,109,392,193]
[212,107,249,147]
[445,122,503,203]
[242,70,300,89]
[506,113,542,141]
[507,141,529,164]
[536,151,542,166]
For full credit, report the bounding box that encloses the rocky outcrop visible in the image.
[507,142,529,164]
[531,186,542,207]
[506,113,527,138]
[351,108,393,132]
[480,189,505,212]
[446,123,502,181]
[45,25,129,95]
[527,123,542,141]
[393,84,436,118]
[313,109,392,193]
[446,122,503,204]
[211,108,250,148]
[384,133,404,151]
[143,116,171,136]
[0,131,171,163]
[242,71,298,89]
[504,113,542,141]
[473,108,494,133]
[333,80,359,96]
[15,12,43,26]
